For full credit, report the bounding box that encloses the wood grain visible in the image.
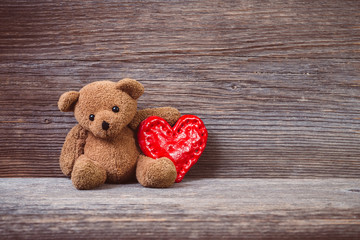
[1,178,360,239]
[0,0,360,177]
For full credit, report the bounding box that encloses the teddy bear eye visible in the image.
[112,106,119,113]
[89,114,95,121]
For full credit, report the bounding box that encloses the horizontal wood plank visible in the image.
[0,0,360,177]
[1,178,360,239]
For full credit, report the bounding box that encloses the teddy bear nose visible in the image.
[102,121,110,130]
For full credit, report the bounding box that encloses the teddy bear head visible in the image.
[58,78,144,139]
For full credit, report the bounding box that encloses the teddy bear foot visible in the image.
[136,155,177,188]
[71,155,107,190]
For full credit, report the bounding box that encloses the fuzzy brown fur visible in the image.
[58,79,180,190]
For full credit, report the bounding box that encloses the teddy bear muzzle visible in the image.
[87,110,118,138]
[90,121,112,138]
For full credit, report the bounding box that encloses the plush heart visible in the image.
[138,115,208,183]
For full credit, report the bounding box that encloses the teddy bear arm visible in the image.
[59,124,88,177]
[129,107,181,130]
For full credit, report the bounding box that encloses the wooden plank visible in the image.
[0,0,360,178]
[1,178,360,239]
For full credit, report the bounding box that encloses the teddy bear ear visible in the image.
[58,91,80,112]
[116,78,144,100]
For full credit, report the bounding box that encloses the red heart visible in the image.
[137,115,208,183]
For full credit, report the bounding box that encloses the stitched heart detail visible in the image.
[137,115,208,183]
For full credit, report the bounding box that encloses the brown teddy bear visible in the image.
[58,78,181,190]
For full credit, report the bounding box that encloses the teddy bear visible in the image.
[58,78,181,190]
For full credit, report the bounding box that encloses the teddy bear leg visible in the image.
[71,155,107,190]
[136,155,177,188]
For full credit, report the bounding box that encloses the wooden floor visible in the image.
[0,178,359,239]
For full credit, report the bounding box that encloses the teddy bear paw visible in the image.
[71,156,107,190]
[144,157,177,188]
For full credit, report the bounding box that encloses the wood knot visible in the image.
[44,119,51,124]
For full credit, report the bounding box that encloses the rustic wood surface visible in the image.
[0,0,360,178]
[0,178,359,239]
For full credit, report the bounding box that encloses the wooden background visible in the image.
[0,0,360,178]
